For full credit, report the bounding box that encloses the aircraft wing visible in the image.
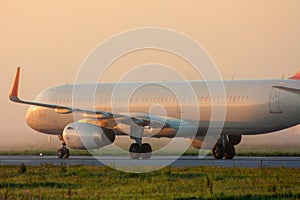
[9,67,167,127]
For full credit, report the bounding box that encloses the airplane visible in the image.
[9,67,300,159]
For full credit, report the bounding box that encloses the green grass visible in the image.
[0,165,300,199]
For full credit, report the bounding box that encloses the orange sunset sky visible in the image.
[1,1,300,149]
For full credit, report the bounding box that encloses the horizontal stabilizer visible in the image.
[273,85,300,95]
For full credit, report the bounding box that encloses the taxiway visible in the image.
[0,156,299,168]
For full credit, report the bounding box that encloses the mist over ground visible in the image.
[1,125,299,152]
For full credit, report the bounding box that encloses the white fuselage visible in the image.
[25,79,300,138]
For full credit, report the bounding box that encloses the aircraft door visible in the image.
[177,90,187,114]
[104,89,113,112]
[269,88,282,113]
[97,89,110,112]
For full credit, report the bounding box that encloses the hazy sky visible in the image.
[1,1,300,147]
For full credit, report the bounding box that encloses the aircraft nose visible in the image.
[25,106,38,129]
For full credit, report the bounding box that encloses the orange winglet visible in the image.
[289,71,300,80]
[9,67,21,100]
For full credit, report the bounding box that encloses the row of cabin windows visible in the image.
[51,96,250,104]
[134,96,249,102]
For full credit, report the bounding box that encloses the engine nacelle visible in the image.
[62,122,115,150]
[190,137,204,149]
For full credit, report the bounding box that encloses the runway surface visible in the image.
[0,155,300,168]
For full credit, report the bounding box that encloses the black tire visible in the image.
[212,143,224,159]
[129,143,141,159]
[228,135,242,146]
[62,148,70,159]
[57,149,64,159]
[224,144,235,159]
[141,143,152,159]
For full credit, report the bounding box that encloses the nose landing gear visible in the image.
[57,142,69,159]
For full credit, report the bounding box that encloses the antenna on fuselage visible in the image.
[232,74,235,80]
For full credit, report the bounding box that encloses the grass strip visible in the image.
[0,164,299,199]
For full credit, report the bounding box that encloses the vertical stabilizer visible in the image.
[289,71,300,80]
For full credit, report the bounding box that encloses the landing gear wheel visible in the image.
[57,149,64,159]
[212,143,224,159]
[224,144,235,159]
[62,148,69,159]
[57,148,69,159]
[129,143,141,159]
[141,143,152,159]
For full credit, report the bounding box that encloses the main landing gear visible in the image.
[212,135,239,159]
[57,142,69,159]
[129,136,152,159]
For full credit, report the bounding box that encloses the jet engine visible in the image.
[62,122,115,150]
[190,137,204,149]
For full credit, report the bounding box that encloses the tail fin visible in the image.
[289,71,300,80]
